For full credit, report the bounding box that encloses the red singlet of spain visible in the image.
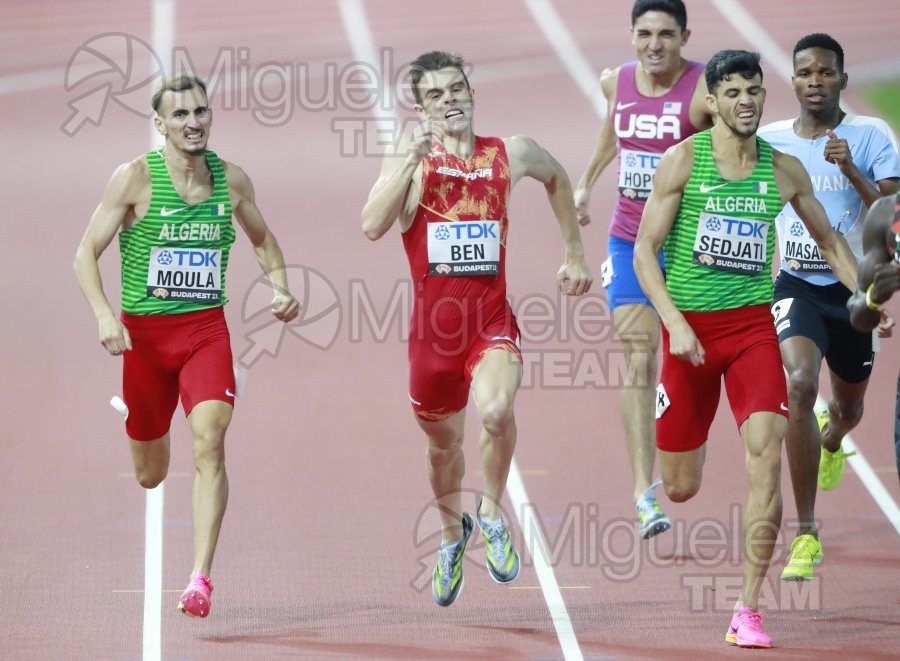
[402,136,521,420]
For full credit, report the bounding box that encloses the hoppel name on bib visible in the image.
[428,220,501,276]
[147,247,223,302]
[618,148,661,201]
[693,212,768,274]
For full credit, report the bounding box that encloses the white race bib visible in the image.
[779,217,830,273]
[655,383,670,419]
[770,297,794,335]
[618,148,661,202]
[147,247,222,303]
[428,220,500,276]
[693,212,768,274]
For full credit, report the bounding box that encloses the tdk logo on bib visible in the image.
[156,249,219,267]
[624,152,661,170]
[433,223,498,240]
[705,216,765,238]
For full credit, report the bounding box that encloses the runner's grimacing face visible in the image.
[416,68,473,135]
[711,74,765,138]
[631,11,689,76]
[157,87,212,155]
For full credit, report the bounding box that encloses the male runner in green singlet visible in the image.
[634,50,857,648]
[74,75,299,618]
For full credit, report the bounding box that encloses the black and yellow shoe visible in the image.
[477,499,521,584]
[432,512,474,607]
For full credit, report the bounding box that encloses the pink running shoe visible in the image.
[177,573,213,618]
[725,606,773,648]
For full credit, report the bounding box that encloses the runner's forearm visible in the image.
[252,231,291,295]
[73,249,117,321]
[546,172,585,258]
[362,155,421,240]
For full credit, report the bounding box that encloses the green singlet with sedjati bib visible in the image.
[663,129,782,312]
[119,149,235,315]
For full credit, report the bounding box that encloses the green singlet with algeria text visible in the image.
[663,130,782,312]
[119,149,235,315]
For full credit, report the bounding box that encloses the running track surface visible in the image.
[1,1,898,659]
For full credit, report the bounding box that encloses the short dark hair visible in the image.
[793,33,844,72]
[408,51,470,105]
[631,0,687,32]
[705,50,763,94]
[151,74,208,113]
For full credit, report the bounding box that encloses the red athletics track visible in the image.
[0,1,898,659]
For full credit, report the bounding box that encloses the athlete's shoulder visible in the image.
[862,193,898,247]
[501,134,541,161]
[107,154,151,199]
[599,65,621,98]
[659,134,696,169]
[672,132,697,152]
[842,114,899,148]
[842,113,893,132]
[684,60,706,77]
[681,129,708,150]
[121,153,151,179]
[869,191,897,216]
[770,147,806,180]
[219,158,253,198]
[600,65,621,84]
[755,132,777,151]
[502,133,536,148]
[218,157,243,179]
[757,118,795,140]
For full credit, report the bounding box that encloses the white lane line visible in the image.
[142,485,164,661]
[337,0,393,123]
[151,0,175,148]
[707,0,794,85]
[523,0,606,118]
[709,0,859,120]
[507,458,584,661]
[818,398,900,534]
[338,3,584,658]
[141,3,175,661]
[112,394,163,661]
[843,435,900,533]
